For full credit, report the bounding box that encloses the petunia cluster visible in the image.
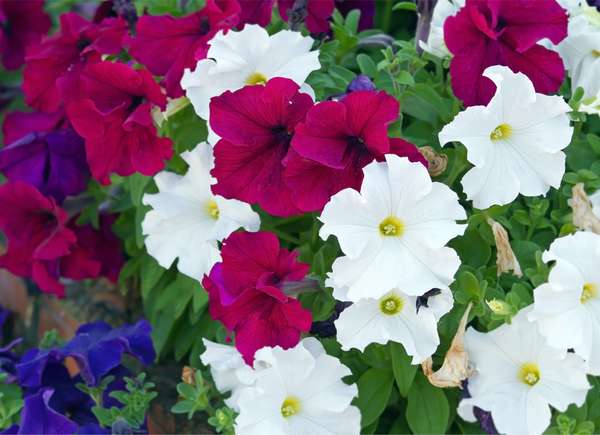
[0,319,155,434]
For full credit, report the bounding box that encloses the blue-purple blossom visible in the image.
[346,74,376,93]
[61,320,155,386]
[17,389,79,435]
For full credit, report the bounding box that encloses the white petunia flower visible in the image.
[200,339,257,411]
[235,338,361,435]
[142,143,260,280]
[459,308,590,435]
[320,155,466,301]
[528,231,600,374]
[419,0,464,58]
[334,287,453,363]
[438,65,573,210]
[181,24,320,120]
[557,8,600,115]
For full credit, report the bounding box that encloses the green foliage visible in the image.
[0,373,22,430]
[89,374,158,430]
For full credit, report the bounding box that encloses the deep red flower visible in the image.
[0,0,51,70]
[286,90,426,212]
[278,0,334,33]
[202,231,312,363]
[444,0,568,106]
[237,0,274,27]
[209,78,313,217]
[62,214,124,283]
[66,61,173,184]
[128,0,240,97]
[23,12,127,112]
[0,182,76,297]
[1,111,89,203]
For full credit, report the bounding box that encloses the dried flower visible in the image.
[419,145,448,177]
[181,366,196,385]
[487,218,522,277]
[569,183,600,233]
[421,302,473,388]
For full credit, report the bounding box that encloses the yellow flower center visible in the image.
[281,396,301,418]
[490,123,512,141]
[581,283,598,304]
[518,362,541,386]
[245,72,268,85]
[379,294,404,315]
[379,216,404,237]
[592,49,600,58]
[206,199,220,220]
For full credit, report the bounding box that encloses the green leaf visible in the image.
[390,342,417,397]
[344,9,360,34]
[396,70,415,87]
[392,1,417,11]
[354,368,394,428]
[356,53,378,77]
[129,173,150,205]
[406,373,450,434]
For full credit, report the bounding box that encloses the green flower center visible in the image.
[592,49,600,58]
[379,294,404,315]
[379,216,404,237]
[490,123,512,141]
[245,72,268,85]
[206,199,220,220]
[518,362,540,386]
[281,396,301,418]
[581,282,598,304]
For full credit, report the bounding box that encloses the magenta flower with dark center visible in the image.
[444,0,568,106]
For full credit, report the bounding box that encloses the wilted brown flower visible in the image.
[421,303,473,388]
[419,146,448,177]
[181,366,196,385]
[487,218,522,277]
[569,183,600,234]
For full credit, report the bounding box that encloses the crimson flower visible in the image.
[0,182,76,297]
[202,231,312,364]
[128,0,240,97]
[209,78,313,217]
[23,12,127,112]
[66,61,172,184]
[0,0,51,70]
[0,182,124,297]
[444,0,568,106]
[237,0,274,27]
[63,214,124,284]
[286,90,426,212]
[1,110,89,203]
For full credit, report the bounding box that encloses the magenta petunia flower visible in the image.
[209,78,313,217]
[0,182,76,297]
[63,214,124,284]
[278,0,334,33]
[66,61,173,184]
[1,111,89,203]
[444,0,568,106]
[237,0,274,27]
[285,90,426,212]
[202,231,312,364]
[22,12,127,113]
[128,0,240,98]
[0,0,51,70]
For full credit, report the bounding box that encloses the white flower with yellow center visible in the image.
[235,338,361,435]
[458,308,590,435]
[334,286,453,363]
[142,143,260,280]
[181,24,320,120]
[528,231,600,374]
[439,65,573,209]
[200,339,258,411]
[320,154,466,301]
[557,7,600,116]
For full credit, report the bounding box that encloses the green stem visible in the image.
[381,0,393,34]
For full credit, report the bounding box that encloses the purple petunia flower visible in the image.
[60,320,155,386]
[1,111,90,203]
[346,74,376,93]
[16,389,79,434]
